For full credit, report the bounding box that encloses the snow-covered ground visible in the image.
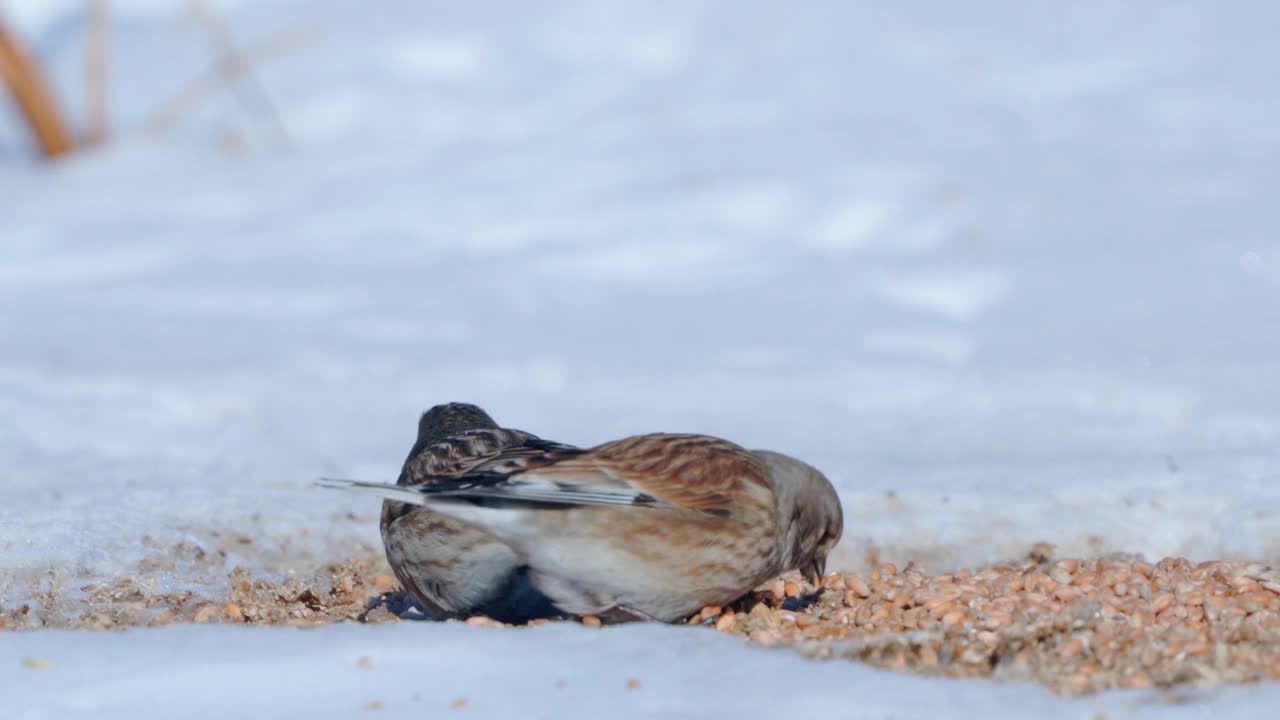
[2,0,1279,716]
[8,622,1280,720]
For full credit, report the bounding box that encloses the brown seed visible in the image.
[1058,637,1084,658]
[1139,645,1160,667]
[846,575,872,598]
[715,612,736,632]
[1250,590,1276,607]
[854,604,872,625]
[941,609,966,627]
[984,612,1013,628]
[900,607,921,629]
[1185,639,1210,656]
[1049,566,1074,585]
[749,629,781,645]
[581,615,603,628]
[918,645,940,666]
[763,579,783,600]
[625,679,641,691]
[357,656,374,669]
[1152,593,1175,614]
[1230,575,1259,594]
[926,600,954,619]
[1054,587,1083,603]
[224,603,244,622]
[1126,673,1153,689]
[699,605,722,620]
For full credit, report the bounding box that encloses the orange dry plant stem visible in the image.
[0,19,74,158]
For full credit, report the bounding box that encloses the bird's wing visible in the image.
[579,433,765,515]
[326,433,762,517]
[426,433,761,516]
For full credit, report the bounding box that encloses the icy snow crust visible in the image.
[5,622,1280,719]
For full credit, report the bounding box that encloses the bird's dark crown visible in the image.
[415,402,499,450]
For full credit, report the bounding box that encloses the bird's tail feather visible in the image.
[315,477,429,506]
[316,475,669,510]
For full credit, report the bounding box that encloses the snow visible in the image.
[4,622,1277,720]
[2,0,1280,716]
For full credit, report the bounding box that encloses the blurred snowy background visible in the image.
[3,0,1279,584]
[2,1,1279,714]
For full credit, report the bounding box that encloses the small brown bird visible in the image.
[324,432,843,622]
[380,403,573,622]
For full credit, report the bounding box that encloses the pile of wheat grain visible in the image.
[679,550,1280,695]
[8,539,1280,696]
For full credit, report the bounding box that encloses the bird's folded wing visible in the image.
[459,434,758,516]
[325,433,756,517]
[584,433,763,515]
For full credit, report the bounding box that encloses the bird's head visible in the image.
[751,449,843,583]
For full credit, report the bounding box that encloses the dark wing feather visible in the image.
[398,428,574,486]
[403,433,760,516]
[385,427,579,525]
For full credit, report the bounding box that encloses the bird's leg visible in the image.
[779,588,825,612]
[598,605,661,624]
[363,590,427,621]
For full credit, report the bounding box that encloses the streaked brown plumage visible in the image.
[338,430,843,623]
[379,403,570,622]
